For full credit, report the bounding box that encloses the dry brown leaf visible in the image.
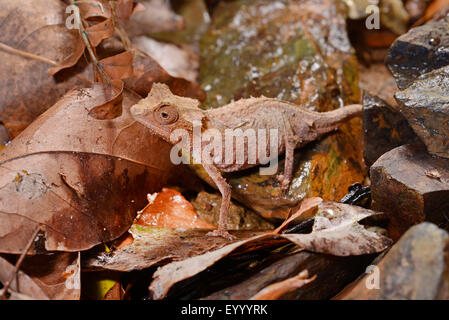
[122,0,184,37]
[79,0,112,20]
[132,37,199,82]
[250,270,316,300]
[0,85,176,254]
[99,51,134,80]
[274,197,322,234]
[125,54,206,101]
[148,234,285,299]
[88,80,124,120]
[86,18,115,47]
[135,188,216,229]
[148,202,391,299]
[0,253,80,300]
[0,0,92,137]
[84,227,263,272]
[282,202,393,256]
[418,0,449,24]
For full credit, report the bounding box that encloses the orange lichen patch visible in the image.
[134,188,216,230]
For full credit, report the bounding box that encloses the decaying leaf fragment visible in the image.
[0,253,80,300]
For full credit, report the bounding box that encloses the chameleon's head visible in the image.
[130,83,205,141]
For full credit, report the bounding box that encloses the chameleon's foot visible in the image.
[276,174,290,193]
[207,229,237,240]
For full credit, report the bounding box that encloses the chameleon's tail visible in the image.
[313,104,363,129]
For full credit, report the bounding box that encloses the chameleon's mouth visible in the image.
[130,105,147,116]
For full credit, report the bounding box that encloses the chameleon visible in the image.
[130,83,362,239]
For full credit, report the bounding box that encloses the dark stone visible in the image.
[386,16,449,90]
[370,144,449,240]
[363,93,420,167]
[395,65,449,159]
[337,223,449,300]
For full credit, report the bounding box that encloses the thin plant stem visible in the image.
[0,225,41,300]
[0,42,58,66]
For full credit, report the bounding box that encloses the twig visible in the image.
[0,225,41,300]
[0,42,58,67]
[70,0,110,83]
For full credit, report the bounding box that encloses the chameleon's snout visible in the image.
[130,104,147,117]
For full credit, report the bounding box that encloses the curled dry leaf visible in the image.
[99,51,134,80]
[148,201,391,299]
[85,19,115,48]
[87,80,124,120]
[283,202,393,256]
[250,270,316,300]
[0,253,80,300]
[0,85,175,254]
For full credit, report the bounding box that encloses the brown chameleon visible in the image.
[130,83,362,239]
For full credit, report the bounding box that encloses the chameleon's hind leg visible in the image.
[277,136,298,193]
[202,163,236,240]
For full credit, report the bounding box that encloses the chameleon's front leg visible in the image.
[202,163,236,240]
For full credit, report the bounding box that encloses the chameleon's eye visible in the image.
[154,104,179,125]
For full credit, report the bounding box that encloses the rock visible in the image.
[363,94,420,166]
[371,145,449,240]
[336,223,449,300]
[386,17,449,90]
[395,65,449,159]
[198,0,365,219]
[191,191,274,230]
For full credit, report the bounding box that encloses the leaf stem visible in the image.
[0,42,58,66]
[70,0,110,83]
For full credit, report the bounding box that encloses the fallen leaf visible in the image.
[274,197,323,234]
[84,227,263,272]
[148,202,391,299]
[135,188,216,229]
[148,234,285,299]
[282,202,393,256]
[0,0,92,137]
[87,80,124,120]
[122,0,185,38]
[125,53,206,101]
[0,86,175,254]
[0,252,80,300]
[85,18,115,47]
[418,0,449,24]
[99,51,134,80]
[250,270,316,300]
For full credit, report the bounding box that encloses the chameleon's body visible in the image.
[131,83,362,238]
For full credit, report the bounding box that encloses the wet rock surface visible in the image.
[395,65,449,159]
[191,191,274,230]
[337,223,449,300]
[370,144,449,240]
[386,17,449,90]
[198,0,365,219]
[363,93,420,166]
